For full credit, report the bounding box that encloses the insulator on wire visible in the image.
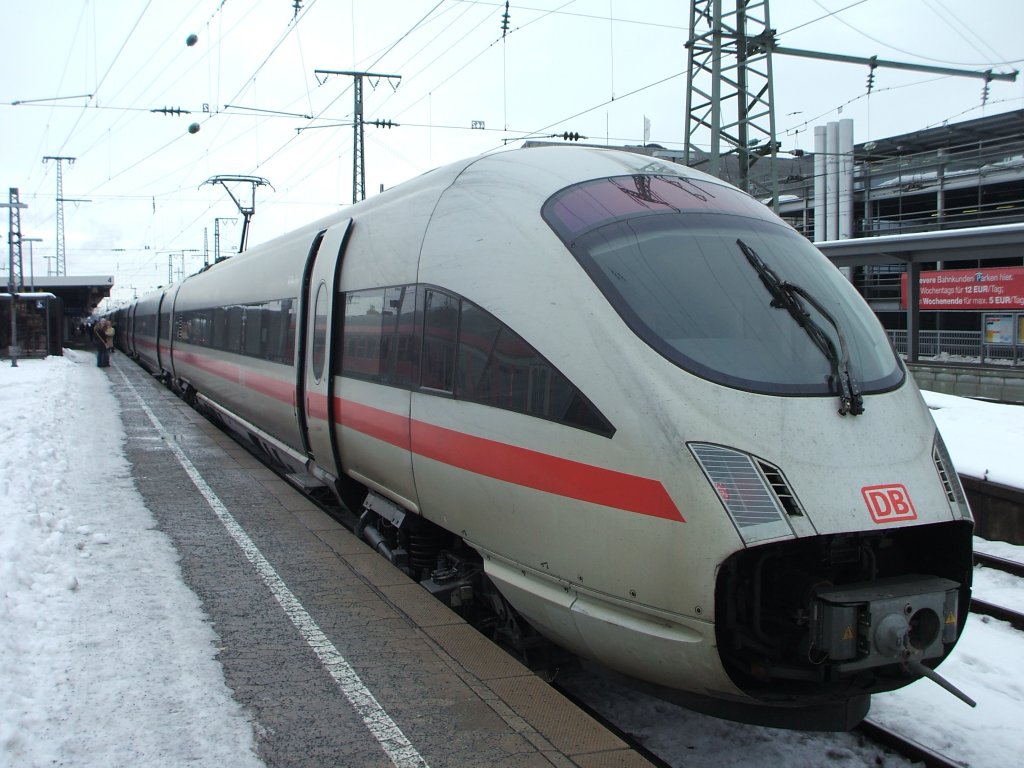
[151,106,191,116]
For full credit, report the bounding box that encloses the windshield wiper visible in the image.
[737,238,864,416]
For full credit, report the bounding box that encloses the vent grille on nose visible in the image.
[933,444,958,504]
[689,444,783,527]
[688,443,797,543]
[932,432,971,520]
[756,459,804,517]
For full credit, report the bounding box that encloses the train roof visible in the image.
[138,146,736,305]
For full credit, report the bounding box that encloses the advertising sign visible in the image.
[984,313,1015,345]
[900,266,1024,310]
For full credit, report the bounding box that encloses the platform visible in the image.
[108,354,653,767]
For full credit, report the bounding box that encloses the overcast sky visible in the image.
[2,0,1022,303]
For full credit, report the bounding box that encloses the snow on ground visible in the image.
[560,605,1024,768]
[0,351,262,768]
[1,351,1022,767]
[868,613,1024,768]
[923,389,1024,487]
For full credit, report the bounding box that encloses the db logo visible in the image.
[862,484,918,523]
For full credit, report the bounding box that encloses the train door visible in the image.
[334,284,421,513]
[162,283,181,379]
[155,292,165,370]
[130,303,140,357]
[297,220,351,481]
[126,302,136,357]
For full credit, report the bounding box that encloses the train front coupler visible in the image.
[811,574,976,706]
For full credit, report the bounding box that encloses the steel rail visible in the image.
[856,719,966,768]
[974,550,1024,579]
[970,597,1024,631]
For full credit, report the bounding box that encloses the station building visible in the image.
[769,108,1024,365]
[1,275,113,357]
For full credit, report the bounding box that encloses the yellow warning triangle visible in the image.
[945,611,957,625]
[842,625,855,641]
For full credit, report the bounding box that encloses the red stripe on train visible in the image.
[166,347,683,522]
[175,349,296,406]
[337,398,684,523]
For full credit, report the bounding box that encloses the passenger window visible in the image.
[211,307,226,350]
[456,299,614,436]
[421,290,459,392]
[336,284,613,436]
[226,306,243,353]
[377,286,404,384]
[263,299,288,364]
[392,286,420,388]
[341,288,386,379]
[311,282,329,381]
[456,303,502,400]
[282,300,297,365]
[243,304,264,357]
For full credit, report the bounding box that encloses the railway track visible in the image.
[850,548,1024,766]
[971,550,1024,630]
[855,719,968,768]
[971,596,1024,630]
[961,475,1024,546]
[555,669,976,768]
[973,550,1024,579]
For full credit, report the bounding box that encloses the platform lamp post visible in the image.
[22,237,44,355]
[23,237,42,291]
[3,195,28,367]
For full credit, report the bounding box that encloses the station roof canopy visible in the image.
[816,222,1024,267]
[25,275,114,316]
[858,109,1024,158]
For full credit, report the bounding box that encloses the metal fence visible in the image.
[887,329,1022,365]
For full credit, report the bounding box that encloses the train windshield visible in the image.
[542,174,903,397]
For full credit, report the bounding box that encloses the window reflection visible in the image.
[340,284,613,436]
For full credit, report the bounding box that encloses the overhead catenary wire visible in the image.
[810,0,1018,68]
[9,1,770,243]
[6,0,1021,296]
[149,1,659,258]
[918,0,1015,66]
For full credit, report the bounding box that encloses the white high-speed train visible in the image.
[114,146,974,729]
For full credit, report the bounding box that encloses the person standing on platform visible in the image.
[93,318,113,367]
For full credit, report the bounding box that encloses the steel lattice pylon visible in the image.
[353,75,365,204]
[7,187,24,291]
[313,69,401,205]
[683,0,1017,211]
[684,0,779,207]
[43,156,75,275]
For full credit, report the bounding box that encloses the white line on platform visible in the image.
[118,368,429,768]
